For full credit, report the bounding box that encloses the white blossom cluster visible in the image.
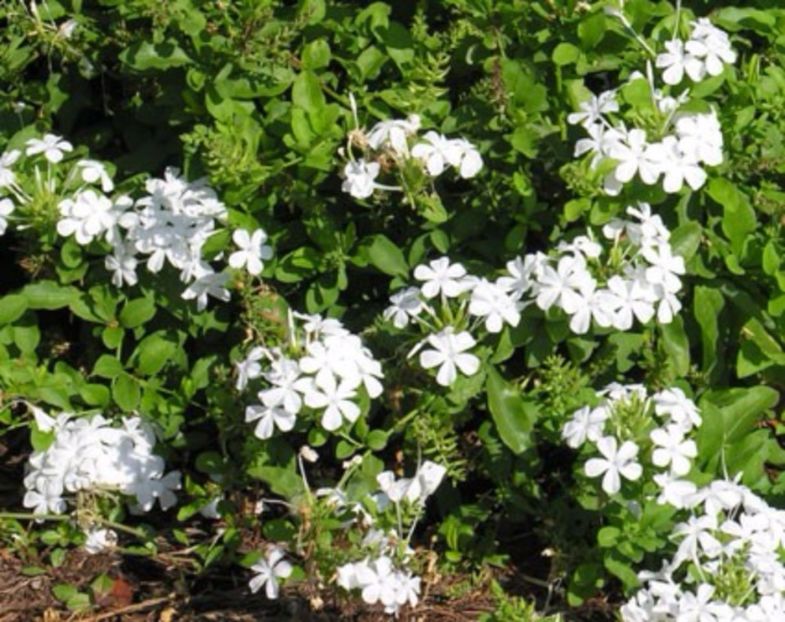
[336,555,421,615]
[100,167,273,310]
[622,480,785,622]
[656,18,737,86]
[23,410,181,516]
[384,256,522,386]
[506,203,684,335]
[331,461,446,615]
[237,311,383,437]
[1,139,273,310]
[341,103,483,200]
[569,16,734,196]
[562,383,701,497]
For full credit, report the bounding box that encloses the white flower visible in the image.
[105,243,138,288]
[260,357,309,414]
[451,138,484,178]
[584,436,643,494]
[468,279,521,333]
[235,346,265,390]
[419,328,479,387]
[606,275,656,330]
[651,425,697,476]
[229,228,273,276]
[675,113,724,166]
[248,547,293,599]
[181,269,231,311]
[575,124,625,168]
[642,243,685,293]
[497,255,540,300]
[76,160,114,192]
[654,473,698,509]
[411,131,463,176]
[366,115,421,156]
[0,198,14,235]
[413,257,467,299]
[383,287,423,329]
[304,373,361,431]
[57,190,119,245]
[647,136,708,193]
[687,19,737,76]
[653,388,702,431]
[25,134,74,163]
[342,159,380,199]
[563,405,608,449]
[0,149,20,188]
[245,404,296,440]
[84,528,117,554]
[608,129,662,185]
[656,39,705,85]
[561,282,616,335]
[567,91,619,127]
[533,255,589,312]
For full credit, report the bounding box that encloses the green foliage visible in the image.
[3,0,785,618]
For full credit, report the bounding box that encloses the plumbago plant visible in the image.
[4,0,785,619]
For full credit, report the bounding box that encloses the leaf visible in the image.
[552,42,580,66]
[485,366,538,454]
[670,222,702,262]
[706,178,756,255]
[23,281,77,310]
[292,71,326,115]
[112,374,141,410]
[134,333,177,375]
[660,317,690,376]
[0,294,28,325]
[119,41,192,71]
[362,234,409,278]
[693,286,724,376]
[120,297,157,329]
[302,40,331,69]
[93,355,124,379]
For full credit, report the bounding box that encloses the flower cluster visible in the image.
[332,461,446,615]
[622,480,785,621]
[0,137,274,310]
[507,203,684,335]
[238,311,383,436]
[101,169,272,304]
[384,257,522,386]
[562,383,701,498]
[23,410,181,516]
[340,101,483,200]
[336,555,421,616]
[656,18,737,86]
[569,15,734,196]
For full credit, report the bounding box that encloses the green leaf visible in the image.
[120,297,157,329]
[0,294,28,325]
[670,222,702,262]
[706,179,756,255]
[362,234,409,278]
[93,354,124,379]
[292,71,326,115]
[134,333,177,375]
[660,317,690,376]
[112,374,141,410]
[552,42,580,66]
[485,366,538,454]
[302,40,331,69]
[693,286,724,375]
[23,281,77,310]
[119,41,192,71]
